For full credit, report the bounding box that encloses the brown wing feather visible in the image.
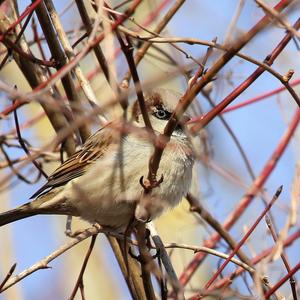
[31,125,114,199]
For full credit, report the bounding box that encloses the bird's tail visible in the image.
[0,193,78,227]
[0,205,39,227]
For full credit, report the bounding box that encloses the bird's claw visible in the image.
[128,246,160,263]
[139,174,164,192]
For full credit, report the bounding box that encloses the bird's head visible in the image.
[130,88,190,138]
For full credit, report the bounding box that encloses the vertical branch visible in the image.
[135,223,156,300]
[33,0,91,143]
[265,216,298,300]
[107,236,147,300]
[13,103,48,178]
[75,0,109,83]
[68,235,97,300]
[116,32,153,131]
[0,2,76,156]
[44,0,104,139]
[121,0,186,86]
[147,222,184,300]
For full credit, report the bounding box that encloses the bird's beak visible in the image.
[175,114,191,131]
[180,114,191,125]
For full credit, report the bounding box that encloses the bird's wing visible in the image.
[31,125,115,198]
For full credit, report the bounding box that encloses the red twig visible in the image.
[188,229,300,299]
[0,0,142,117]
[0,0,42,42]
[264,262,300,299]
[265,215,298,300]
[190,16,300,134]
[179,108,300,286]
[0,9,34,69]
[204,186,282,290]
[147,0,292,197]
[222,77,300,114]
[3,37,56,67]
[1,99,27,117]
[209,228,300,291]
[43,0,142,85]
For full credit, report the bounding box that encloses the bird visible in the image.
[0,89,194,231]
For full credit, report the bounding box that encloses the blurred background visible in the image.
[0,0,300,299]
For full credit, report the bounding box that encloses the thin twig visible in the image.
[0,226,104,292]
[1,37,56,67]
[201,91,255,180]
[191,16,300,134]
[256,0,300,40]
[264,262,300,299]
[265,216,298,300]
[0,143,41,184]
[180,107,300,286]
[135,223,157,300]
[221,77,300,114]
[147,222,185,300]
[163,243,255,274]
[116,32,153,131]
[0,9,34,69]
[0,263,17,291]
[116,28,284,82]
[186,193,255,273]
[13,102,48,178]
[68,235,97,300]
[121,0,186,86]
[34,0,91,142]
[210,228,300,290]
[205,186,283,290]
[45,0,103,138]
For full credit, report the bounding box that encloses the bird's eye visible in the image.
[154,108,171,120]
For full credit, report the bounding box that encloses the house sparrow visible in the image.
[0,89,194,231]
